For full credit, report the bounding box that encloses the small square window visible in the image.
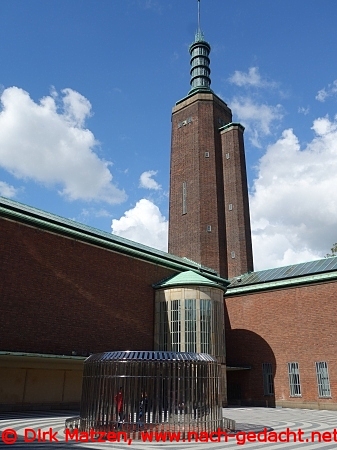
[204,152,210,158]
[207,225,212,232]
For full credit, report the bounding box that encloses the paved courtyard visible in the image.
[1,407,337,449]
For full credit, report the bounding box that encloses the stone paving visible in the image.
[1,407,337,449]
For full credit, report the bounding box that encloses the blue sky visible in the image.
[1,0,337,271]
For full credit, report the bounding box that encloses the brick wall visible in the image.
[169,93,253,280]
[0,217,176,355]
[220,124,253,278]
[169,92,232,277]
[225,281,337,409]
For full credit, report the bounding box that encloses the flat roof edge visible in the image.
[0,351,85,360]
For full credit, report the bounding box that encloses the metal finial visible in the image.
[198,0,201,32]
[189,0,211,93]
[195,0,204,42]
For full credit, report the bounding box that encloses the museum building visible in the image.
[0,21,337,412]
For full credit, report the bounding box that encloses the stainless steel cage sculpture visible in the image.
[78,351,223,437]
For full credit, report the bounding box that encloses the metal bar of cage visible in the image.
[77,351,223,439]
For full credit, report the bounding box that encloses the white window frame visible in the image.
[288,362,302,397]
[316,361,331,398]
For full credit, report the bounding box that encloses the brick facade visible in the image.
[169,92,231,277]
[0,217,175,356]
[220,124,253,278]
[225,281,337,409]
[168,92,253,278]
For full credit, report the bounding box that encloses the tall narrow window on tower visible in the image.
[182,181,187,215]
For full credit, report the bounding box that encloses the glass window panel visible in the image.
[170,300,181,351]
[185,299,196,352]
[200,299,211,353]
[288,362,301,397]
[316,361,331,398]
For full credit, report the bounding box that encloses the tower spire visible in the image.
[189,0,211,93]
[198,0,201,33]
[195,0,204,42]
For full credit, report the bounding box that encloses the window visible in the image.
[231,251,235,259]
[204,152,210,158]
[226,153,230,159]
[155,292,225,360]
[200,299,211,353]
[316,362,331,397]
[229,204,233,211]
[182,182,187,215]
[171,300,181,352]
[207,225,212,232]
[288,362,301,397]
[185,299,196,352]
[262,363,274,396]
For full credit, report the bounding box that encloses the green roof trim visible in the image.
[176,88,213,105]
[0,196,229,287]
[0,351,85,360]
[153,270,227,291]
[219,122,245,132]
[175,89,228,108]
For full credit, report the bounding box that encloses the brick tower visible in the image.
[168,12,253,279]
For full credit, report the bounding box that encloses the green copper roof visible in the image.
[226,257,337,295]
[153,270,226,290]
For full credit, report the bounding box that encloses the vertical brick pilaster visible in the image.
[220,123,254,278]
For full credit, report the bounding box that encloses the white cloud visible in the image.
[0,87,126,204]
[80,207,111,219]
[231,97,283,147]
[316,89,328,103]
[139,170,162,190]
[250,116,337,270]
[0,181,18,198]
[316,80,337,102]
[298,106,310,115]
[138,0,163,13]
[111,198,168,251]
[229,67,277,89]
